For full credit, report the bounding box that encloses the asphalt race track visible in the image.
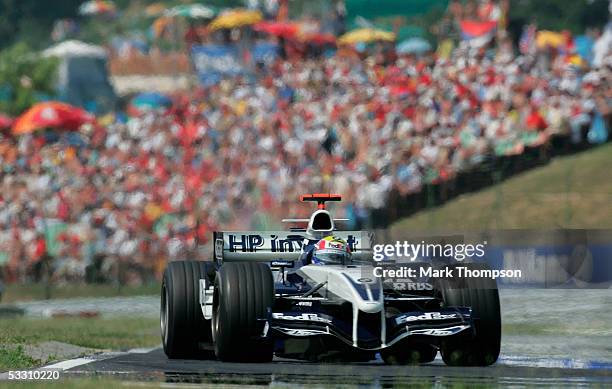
[6,290,608,387]
[62,348,612,387]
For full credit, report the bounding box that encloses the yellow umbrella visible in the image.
[567,54,586,68]
[209,9,262,30]
[536,31,565,48]
[338,28,396,45]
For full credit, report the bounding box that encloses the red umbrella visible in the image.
[12,102,94,135]
[0,113,13,130]
[253,21,299,38]
[300,32,336,45]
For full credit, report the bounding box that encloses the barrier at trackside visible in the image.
[380,132,610,228]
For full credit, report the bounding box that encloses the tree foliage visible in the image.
[0,0,608,53]
[507,0,609,36]
[0,0,83,50]
[0,43,58,116]
[0,1,249,49]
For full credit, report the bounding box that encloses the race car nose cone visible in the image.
[358,300,384,313]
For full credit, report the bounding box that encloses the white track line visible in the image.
[40,346,159,371]
[0,347,160,380]
[126,346,159,354]
[41,357,97,370]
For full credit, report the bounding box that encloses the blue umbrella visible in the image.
[132,92,172,110]
[396,37,432,55]
[574,35,594,65]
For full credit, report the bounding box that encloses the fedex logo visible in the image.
[395,312,457,325]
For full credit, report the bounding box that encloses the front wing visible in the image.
[267,303,472,351]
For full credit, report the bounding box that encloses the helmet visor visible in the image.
[313,250,351,265]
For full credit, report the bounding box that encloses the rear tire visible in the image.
[212,262,274,362]
[437,262,501,366]
[161,261,214,359]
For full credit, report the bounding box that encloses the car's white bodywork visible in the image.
[199,200,472,351]
[298,265,386,347]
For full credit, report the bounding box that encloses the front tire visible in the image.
[381,343,437,365]
[212,262,274,362]
[161,261,214,358]
[437,262,501,366]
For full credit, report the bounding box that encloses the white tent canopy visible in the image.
[41,40,116,113]
[43,40,107,59]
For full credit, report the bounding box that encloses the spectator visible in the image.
[0,19,610,285]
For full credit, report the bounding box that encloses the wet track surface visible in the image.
[64,348,612,387]
[12,289,610,386]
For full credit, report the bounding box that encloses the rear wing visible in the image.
[300,193,342,209]
[213,231,373,263]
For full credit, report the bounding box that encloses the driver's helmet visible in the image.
[312,236,352,265]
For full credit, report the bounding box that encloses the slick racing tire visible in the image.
[437,262,501,366]
[161,261,215,359]
[212,262,274,362]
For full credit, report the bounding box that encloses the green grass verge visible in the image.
[0,345,40,371]
[2,283,160,304]
[0,316,159,371]
[391,143,612,231]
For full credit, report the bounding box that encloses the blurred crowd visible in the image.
[1,18,611,285]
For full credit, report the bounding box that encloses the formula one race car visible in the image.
[160,194,501,366]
